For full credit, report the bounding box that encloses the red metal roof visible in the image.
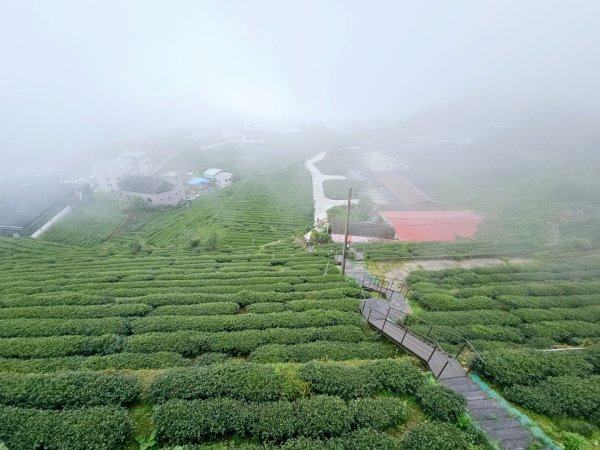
[378,210,483,241]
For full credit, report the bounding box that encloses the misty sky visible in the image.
[1,0,600,161]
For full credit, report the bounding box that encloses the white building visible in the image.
[118,175,184,206]
[203,168,223,180]
[215,171,233,188]
[93,152,153,192]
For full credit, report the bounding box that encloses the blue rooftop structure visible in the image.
[187,177,210,185]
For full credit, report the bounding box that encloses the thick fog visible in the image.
[1,0,600,168]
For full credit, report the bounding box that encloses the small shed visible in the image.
[215,172,233,188]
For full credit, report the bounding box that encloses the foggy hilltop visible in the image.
[0,2,600,450]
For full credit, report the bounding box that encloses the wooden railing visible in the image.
[360,301,484,378]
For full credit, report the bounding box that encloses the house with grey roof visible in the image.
[118,175,184,206]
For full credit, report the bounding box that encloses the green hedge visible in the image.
[0,303,152,319]
[154,396,408,445]
[250,341,396,363]
[0,334,123,358]
[0,351,190,373]
[125,325,365,356]
[470,349,595,387]
[298,359,423,399]
[505,376,600,423]
[0,371,140,408]
[149,363,305,403]
[400,422,472,450]
[149,302,240,316]
[0,317,129,338]
[0,405,131,450]
[130,310,361,334]
[415,383,466,422]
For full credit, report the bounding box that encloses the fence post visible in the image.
[437,359,450,379]
[400,327,408,345]
[455,341,467,359]
[427,345,438,363]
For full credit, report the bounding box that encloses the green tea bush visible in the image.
[0,317,129,338]
[125,325,364,356]
[505,376,600,422]
[349,397,407,430]
[400,422,471,450]
[250,341,396,363]
[470,349,595,387]
[0,405,131,450]
[0,371,140,408]
[0,334,123,358]
[365,359,425,395]
[298,362,380,399]
[415,383,466,422]
[0,303,152,319]
[150,302,240,316]
[130,310,361,334]
[149,363,305,403]
[154,395,408,445]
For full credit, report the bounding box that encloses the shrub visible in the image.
[504,376,600,422]
[250,341,396,363]
[415,383,466,422]
[0,405,131,450]
[0,371,140,408]
[0,334,123,358]
[400,422,471,450]
[365,359,425,395]
[470,349,594,387]
[0,317,129,338]
[298,362,380,399]
[149,363,305,403]
[154,395,407,445]
[349,397,407,430]
[0,352,187,373]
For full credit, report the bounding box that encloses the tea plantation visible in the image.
[404,253,600,444]
[0,167,490,449]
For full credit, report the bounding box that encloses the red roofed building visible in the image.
[379,210,483,242]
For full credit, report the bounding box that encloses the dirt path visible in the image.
[366,257,530,287]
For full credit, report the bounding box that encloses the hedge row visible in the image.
[154,396,408,444]
[250,341,397,363]
[471,349,597,387]
[407,310,521,328]
[0,303,152,319]
[149,363,306,403]
[0,371,140,408]
[0,317,129,338]
[0,352,190,373]
[245,298,360,314]
[130,310,361,334]
[150,358,422,404]
[505,376,600,423]
[0,405,131,450]
[0,334,123,359]
[299,359,423,400]
[125,325,365,356]
[149,302,240,316]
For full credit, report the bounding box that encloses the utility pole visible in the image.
[341,188,352,275]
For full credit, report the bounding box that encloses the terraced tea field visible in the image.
[0,234,494,449]
[404,254,600,445]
